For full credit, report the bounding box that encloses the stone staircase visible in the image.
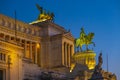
[23,61,41,80]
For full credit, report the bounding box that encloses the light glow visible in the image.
[70,63,75,72]
[73,51,96,70]
[37,43,40,48]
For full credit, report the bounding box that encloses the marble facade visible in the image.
[0,14,74,80]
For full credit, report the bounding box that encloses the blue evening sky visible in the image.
[0,0,120,79]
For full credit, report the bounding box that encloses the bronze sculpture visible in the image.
[75,27,95,52]
[36,4,55,22]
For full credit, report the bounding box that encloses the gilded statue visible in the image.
[36,4,55,21]
[84,32,95,50]
[75,28,86,52]
[75,27,95,52]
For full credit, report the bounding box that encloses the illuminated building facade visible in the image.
[0,14,74,80]
[0,13,117,80]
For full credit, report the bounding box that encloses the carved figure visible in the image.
[94,52,103,74]
[98,52,103,68]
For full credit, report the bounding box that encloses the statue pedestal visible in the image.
[89,53,117,80]
[73,50,96,70]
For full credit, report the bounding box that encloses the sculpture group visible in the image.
[36,4,55,21]
[75,27,95,52]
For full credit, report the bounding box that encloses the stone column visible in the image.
[65,43,67,66]
[70,45,72,65]
[67,44,70,67]
[30,42,32,60]
[24,40,27,57]
[38,43,41,66]
[62,43,65,66]
[67,44,69,67]
[69,45,71,67]
[64,43,66,65]
[35,43,37,64]
[36,43,40,66]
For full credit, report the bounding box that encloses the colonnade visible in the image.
[62,42,73,67]
[24,41,40,64]
[0,33,40,64]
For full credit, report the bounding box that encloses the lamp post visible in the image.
[8,55,11,80]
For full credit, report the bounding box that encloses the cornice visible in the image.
[0,25,41,42]
[48,22,66,32]
[30,20,66,33]
[62,32,75,41]
[0,40,23,51]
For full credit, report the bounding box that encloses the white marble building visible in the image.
[0,14,74,80]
